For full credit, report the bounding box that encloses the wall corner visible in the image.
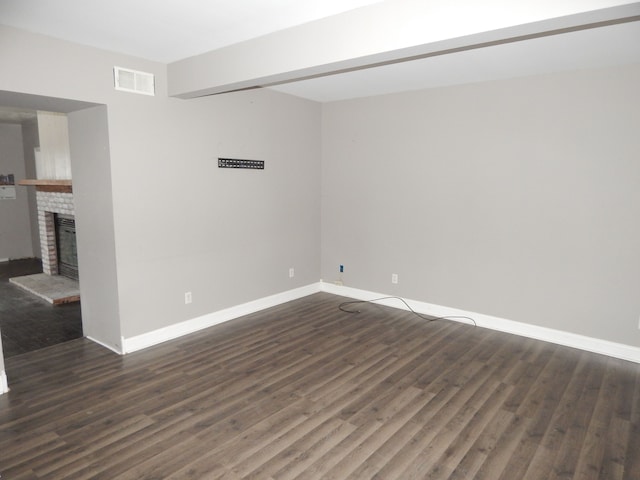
[0,370,8,395]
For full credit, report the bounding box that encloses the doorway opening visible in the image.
[0,90,120,393]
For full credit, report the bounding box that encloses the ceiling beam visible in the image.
[168,0,640,99]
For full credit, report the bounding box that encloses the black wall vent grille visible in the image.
[218,158,264,169]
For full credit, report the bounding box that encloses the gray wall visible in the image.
[0,123,34,260]
[321,64,640,347]
[109,88,321,339]
[0,25,321,349]
[68,105,121,349]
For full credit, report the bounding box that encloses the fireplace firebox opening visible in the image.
[55,214,78,281]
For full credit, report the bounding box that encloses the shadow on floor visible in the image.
[0,258,83,358]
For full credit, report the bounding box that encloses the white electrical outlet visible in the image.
[184,292,192,304]
[391,273,398,284]
[289,267,295,278]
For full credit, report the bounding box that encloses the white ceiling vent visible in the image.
[113,66,155,96]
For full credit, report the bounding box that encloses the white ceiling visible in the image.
[0,0,638,105]
[0,0,385,63]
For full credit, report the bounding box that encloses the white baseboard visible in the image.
[116,280,639,364]
[122,283,322,354]
[0,369,8,394]
[320,282,640,364]
[86,336,124,355]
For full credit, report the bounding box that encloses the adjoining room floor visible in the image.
[0,258,83,358]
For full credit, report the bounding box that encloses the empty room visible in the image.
[0,1,639,478]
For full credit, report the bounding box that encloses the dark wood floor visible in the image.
[0,292,638,479]
[0,258,83,357]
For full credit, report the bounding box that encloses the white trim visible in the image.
[86,336,124,355]
[113,279,640,363]
[0,370,8,394]
[122,283,321,354]
[320,282,640,364]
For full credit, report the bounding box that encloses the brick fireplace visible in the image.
[37,189,76,276]
[11,179,80,304]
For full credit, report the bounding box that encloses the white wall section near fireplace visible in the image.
[34,111,71,180]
